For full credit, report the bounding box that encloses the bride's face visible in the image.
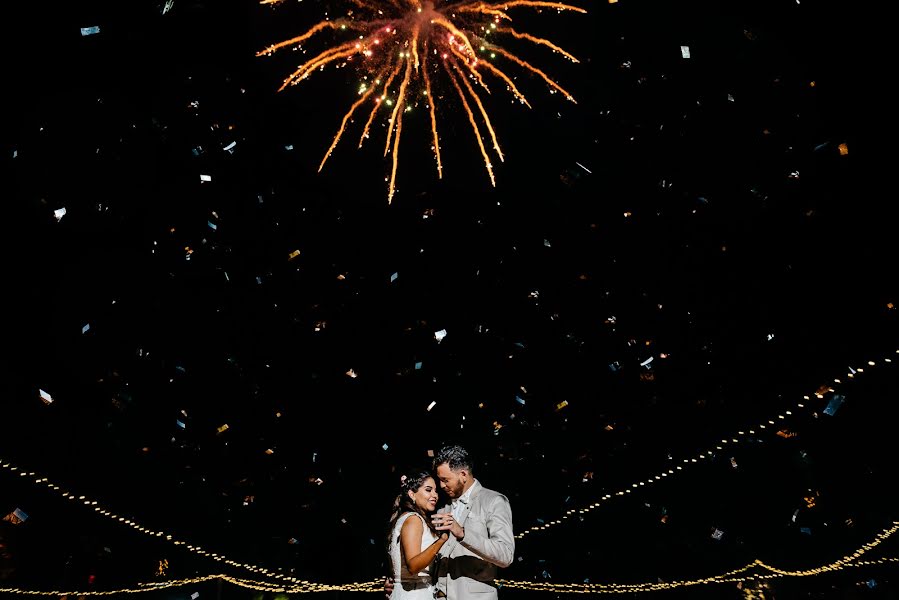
[409,477,440,512]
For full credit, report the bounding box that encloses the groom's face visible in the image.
[436,463,467,499]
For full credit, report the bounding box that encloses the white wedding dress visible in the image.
[390,512,437,600]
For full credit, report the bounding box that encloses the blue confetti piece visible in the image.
[823,394,844,416]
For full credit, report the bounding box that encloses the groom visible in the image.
[384,444,515,599]
[429,444,515,599]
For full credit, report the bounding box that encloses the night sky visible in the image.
[1,0,895,598]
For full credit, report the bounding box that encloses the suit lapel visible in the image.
[457,495,473,527]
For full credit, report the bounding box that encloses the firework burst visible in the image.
[257,0,586,203]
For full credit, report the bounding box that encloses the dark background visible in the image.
[1,0,895,597]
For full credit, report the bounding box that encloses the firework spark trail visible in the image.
[360,64,404,147]
[430,16,479,60]
[385,57,414,202]
[384,57,413,157]
[450,45,490,93]
[319,77,386,172]
[257,0,585,200]
[478,59,532,107]
[276,42,360,92]
[459,1,587,15]
[445,62,495,187]
[411,22,422,70]
[494,27,579,62]
[452,63,504,163]
[255,21,345,56]
[422,46,443,179]
[489,46,576,102]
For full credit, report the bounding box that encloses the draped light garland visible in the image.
[1,540,897,595]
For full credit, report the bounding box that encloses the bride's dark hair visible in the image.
[386,469,440,557]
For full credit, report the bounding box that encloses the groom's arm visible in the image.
[459,494,515,568]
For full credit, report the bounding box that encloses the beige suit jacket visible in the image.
[433,480,514,600]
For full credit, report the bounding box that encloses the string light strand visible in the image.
[515,349,898,539]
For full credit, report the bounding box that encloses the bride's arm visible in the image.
[401,516,448,574]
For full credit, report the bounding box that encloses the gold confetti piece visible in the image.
[838,143,849,155]
[217,424,230,434]
[556,400,569,411]
[288,249,301,260]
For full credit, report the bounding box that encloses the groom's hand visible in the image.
[384,576,394,599]
[432,514,464,540]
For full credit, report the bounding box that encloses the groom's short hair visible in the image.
[434,445,472,473]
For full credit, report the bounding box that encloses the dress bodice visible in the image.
[390,512,437,586]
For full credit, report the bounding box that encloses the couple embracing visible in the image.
[385,445,514,600]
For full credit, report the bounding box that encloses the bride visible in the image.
[387,470,449,600]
